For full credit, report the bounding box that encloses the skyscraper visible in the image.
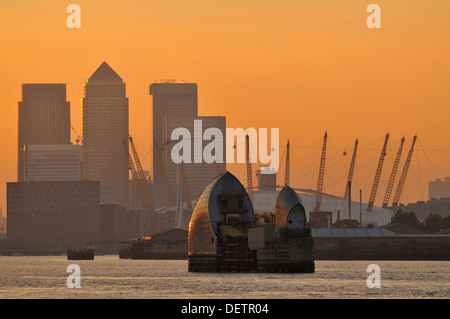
[17,84,70,181]
[82,62,129,205]
[150,82,226,207]
[150,82,198,185]
[163,116,226,199]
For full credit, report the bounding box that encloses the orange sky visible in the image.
[1,0,450,216]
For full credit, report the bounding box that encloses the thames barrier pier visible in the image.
[187,172,315,273]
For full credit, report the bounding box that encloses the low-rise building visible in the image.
[7,180,100,249]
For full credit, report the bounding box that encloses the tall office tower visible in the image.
[164,116,226,200]
[82,62,129,205]
[17,84,70,181]
[150,82,198,185]
[150,82,227,208]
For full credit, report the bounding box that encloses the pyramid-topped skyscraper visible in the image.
[89,61,123,82]
[82,62,129,205]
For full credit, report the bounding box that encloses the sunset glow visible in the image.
[1,1,450,213]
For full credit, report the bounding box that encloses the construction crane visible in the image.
[367,132,389,211]
[123,138,141,198]
[314,131,327,211]
[344,139,358,200]
[246,134,253,204]
[382,137,405,208]
[154,140,175,207]
[129,136,154,211]
[285,140,290,186]
[130,137,148,185]
[175,164,184,228]
[180,162,192,209]
[122,138,154,211]
[155,139,193,209]
[392,135,417,209]
[173,161,194,227]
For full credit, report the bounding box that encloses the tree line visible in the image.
[390,209,450,233]
[330,209,450,233]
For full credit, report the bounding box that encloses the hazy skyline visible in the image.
[1,1,450,216]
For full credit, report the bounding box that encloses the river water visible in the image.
[0,255,448,299]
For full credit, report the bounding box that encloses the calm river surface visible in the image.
[0,255,448,299]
